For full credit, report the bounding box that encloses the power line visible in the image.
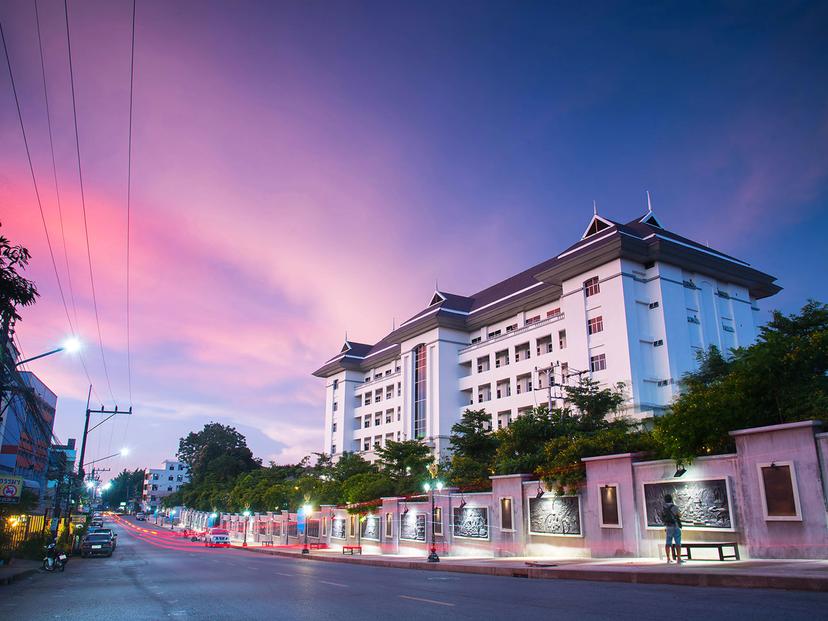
[35,0,81,333]
[63,0,116,403]
[125,0,136,408]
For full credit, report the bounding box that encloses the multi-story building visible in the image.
[45,438,77,514]
[0,370,58,510]
[141,459,189,513]
[314,210,780,462]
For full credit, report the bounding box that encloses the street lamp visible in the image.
[301,504,312,554]
[14,336,82,367]
[170,509,176,530]
[425,461,443,563]
[242,509,251,547]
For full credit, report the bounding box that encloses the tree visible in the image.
[0,224,39,323]
[177,422,260,484]
[654,301,828,463]
[101,469,146,510]
[375,440,433,495]
[340,472,395,504]
[448,409,498,488]
[493,406,557,475]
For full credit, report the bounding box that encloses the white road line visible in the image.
[398,595,455,607]
[318,580,348,588]
[275,572,293,577]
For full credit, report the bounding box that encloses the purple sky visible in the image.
[1,1,826,479]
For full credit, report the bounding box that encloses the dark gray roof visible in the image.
[313,212,780,377]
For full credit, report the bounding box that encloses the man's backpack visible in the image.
[660,504,677,526]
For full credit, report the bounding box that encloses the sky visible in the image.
[0,1,826,480]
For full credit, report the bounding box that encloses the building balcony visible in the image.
[458,312,566,359]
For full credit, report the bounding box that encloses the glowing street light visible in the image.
[301,504,313,555]
[15,336,83,367]
[120,447,130,457]
[242,509,252,547]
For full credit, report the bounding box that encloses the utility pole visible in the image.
[77,386,132,482]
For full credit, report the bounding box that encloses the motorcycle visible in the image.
[42,543,68,572]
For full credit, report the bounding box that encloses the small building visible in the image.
[141,459,190,513]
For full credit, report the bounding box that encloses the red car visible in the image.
[205,528,231,547]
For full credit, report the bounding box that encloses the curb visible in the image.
[232,546,828,592]
[0,566,40,586]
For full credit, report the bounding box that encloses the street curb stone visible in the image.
[232,546,828,592]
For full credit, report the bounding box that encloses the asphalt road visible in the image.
[3,516,826,621]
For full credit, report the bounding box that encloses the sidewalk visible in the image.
[231,542,828,592]
[0,560,41,586]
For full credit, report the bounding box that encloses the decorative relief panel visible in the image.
[452,506,489,539]
[528,496,581,536]
[644,479,732,529]
[361,515,380,541]
[400,512,426,542]
[331,517,346,540]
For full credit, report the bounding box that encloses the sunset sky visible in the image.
[1,1,826,477]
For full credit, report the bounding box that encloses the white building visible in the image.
[314,210,780,462]
[142,459,189,513]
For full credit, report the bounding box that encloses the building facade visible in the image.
[0,370,58,509]
[314,211,780,462]
[142,459,189,513]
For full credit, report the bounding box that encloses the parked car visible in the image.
[81,533,114,558]
[205,528,231,548]
[89,528,117,549]
[135,512,146,521]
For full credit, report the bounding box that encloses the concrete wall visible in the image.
[184,421,828,561]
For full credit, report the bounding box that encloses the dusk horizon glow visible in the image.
[1,1,826,480]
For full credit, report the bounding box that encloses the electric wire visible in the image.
[63,0,116,403]
[1,17,102,408]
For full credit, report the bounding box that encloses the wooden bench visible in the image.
[681,542,740,561]
[342,545,362,555]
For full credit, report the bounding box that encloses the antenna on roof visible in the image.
[435,278,439,291]
[593,200,598,216]
[392,317,396,331]
[344,330,348,342]
[646,190,653,213]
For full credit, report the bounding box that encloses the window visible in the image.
[167,486,173,491]
[385,369,391,376]
[152,474,158,480]
[558,330,567,349]
[168,475,174,481]
[374,436,381,449]
[178,465,184,471]
[488,330,501,339]
[506,324,517,332]
[365,376,371,383]
[364,394,371,406]
[332,401,338,412]
[397,382,401,397]
[397,406,401,421]
[375,413,382,426]
[332,422,337,432]
[349,515,356,537]
[587,316,604,335]
[758,462,802,521]
[386,386,393,399]
[433,507,443,536]
[331,445,336,454]
[590,353,607,372]
[525,315,541,325]
[653,339,664,347]
[385,512,393,538]
[584,276,600,297]
[322,518,328,536]
[169,465,175,471]
[385,409,393,424]
[177,475,183,482]
[364,416,371,428]
[599,484,621,527]
[547,307,561,318]
[363,438,370,451]
[471,336,482,344]
[375,389,382,402]
[648,301,660,310]
[413,344,427,440]
[500,497,514,531]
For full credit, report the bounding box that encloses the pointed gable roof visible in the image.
[581,214,615,239]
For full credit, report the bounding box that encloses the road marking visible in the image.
[275,572,293,577]
[398,595,455,607]
[319,580,348,588]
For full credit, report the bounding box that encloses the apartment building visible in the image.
[314,210,780,462]
[141,459,189,513]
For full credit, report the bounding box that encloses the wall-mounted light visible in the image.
[674,465,687,478]
[535,483,545,499]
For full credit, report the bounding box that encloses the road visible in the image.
[3,516,826,620]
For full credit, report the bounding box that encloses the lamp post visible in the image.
[170,509,176,529]
[13,336,82,367]
[301,504,312,554]
[424,472,443,563]
[242,510,251,547]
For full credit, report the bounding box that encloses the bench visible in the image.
[681,542,740,561]
[309,542,327,550]
[342,545,362,556]
[261,540,274,547]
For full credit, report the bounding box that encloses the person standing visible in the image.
[661,494,683,564]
